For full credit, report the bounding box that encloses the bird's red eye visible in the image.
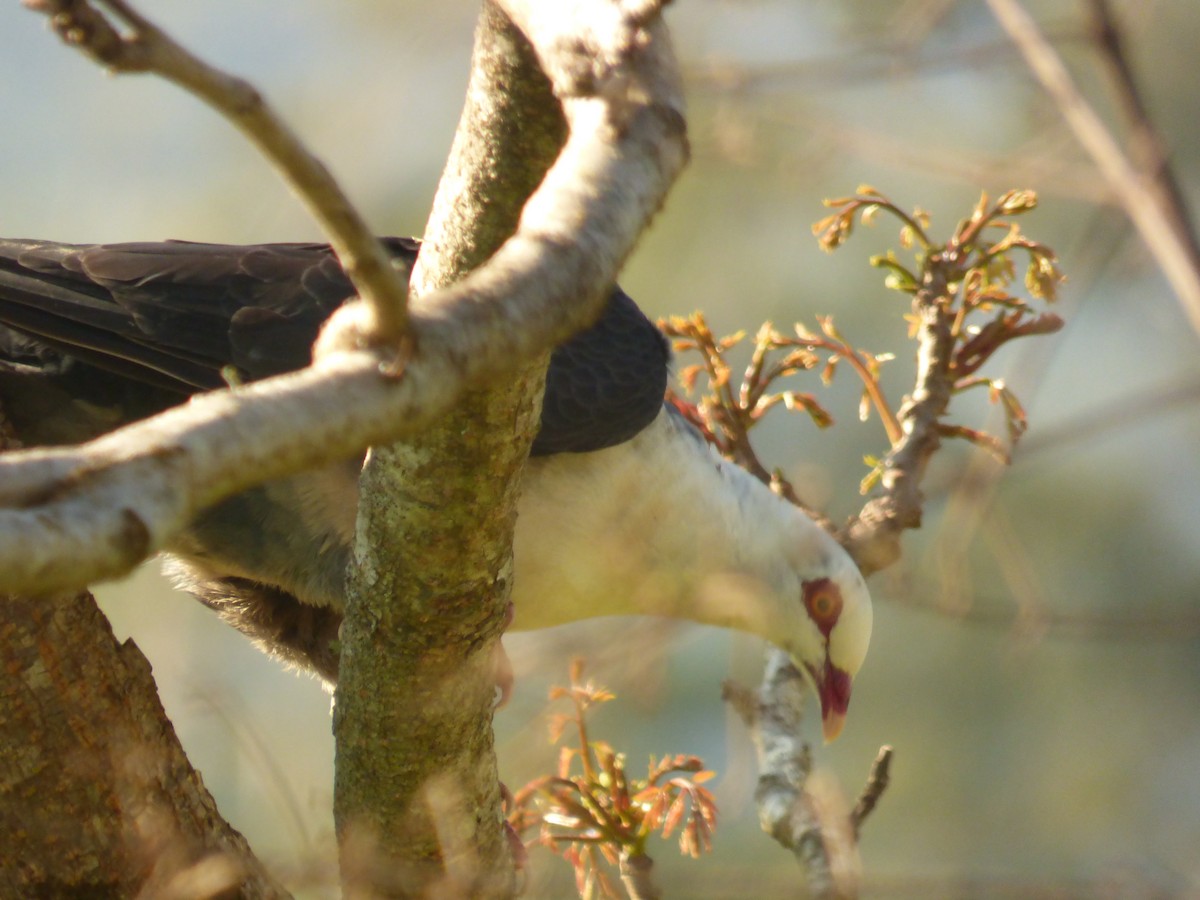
[803,578,843,636]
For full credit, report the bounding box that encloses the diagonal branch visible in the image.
[849,745,893,840]
[0,0,688,598]
[985,0,1200,334]
[25,0,410,344]
[843,263,958,576]
[1087,0,1200,271]
[724,654,862,900]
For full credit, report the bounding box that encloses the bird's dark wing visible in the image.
[532,286,668,455]
[0,236,668,454]
[0,236,420,392]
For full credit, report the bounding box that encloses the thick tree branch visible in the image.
[0,0,687,598]
[333,3,569,896]
[337,3,687,892]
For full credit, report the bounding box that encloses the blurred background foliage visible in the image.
[2,1,1199,896]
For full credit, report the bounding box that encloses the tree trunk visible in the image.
[0,590,289,899]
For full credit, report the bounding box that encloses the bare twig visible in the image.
[683,27,1089,91]
[1087,0,1200,270]
[1020,374,1200,462]
[892,582,1200,642]
[0,0,688,597]
[986,0,1200,334]
[25,0,410,345]
[849,746,893,840]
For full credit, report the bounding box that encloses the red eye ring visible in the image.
[803,578,843,636]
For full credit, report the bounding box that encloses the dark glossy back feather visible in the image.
[0,236,669,455]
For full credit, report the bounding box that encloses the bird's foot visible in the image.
[493,601,516,709]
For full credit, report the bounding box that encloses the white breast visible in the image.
[511,407,795,632]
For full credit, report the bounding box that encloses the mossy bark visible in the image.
[333,4,567,897]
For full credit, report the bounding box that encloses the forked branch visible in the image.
[0,0,688,598]
[679,187,1063,895]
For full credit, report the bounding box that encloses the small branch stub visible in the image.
[850,745,893,840]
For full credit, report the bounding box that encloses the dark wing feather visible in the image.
[0,237,420,391]
[0,236,668,454]
[532,286,669,455]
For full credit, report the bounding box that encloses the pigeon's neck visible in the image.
[512,407,805,637]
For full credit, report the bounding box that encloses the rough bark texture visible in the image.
[332,5,566,897]
[843,265,957,576]
[0,591,289,899]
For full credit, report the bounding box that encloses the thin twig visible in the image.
[814,334,903,445]
[1021,374,1200,461]
[683,28,1090,91]
[891,584,1200,642]
[1087,0,1200,271]
[986,0,1200,334]
[25,0,410,345]
[849,746,893,840]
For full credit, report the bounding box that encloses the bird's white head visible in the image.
[523,405,874,741]
[768,521,872,743]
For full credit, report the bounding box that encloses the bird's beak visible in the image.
[822,706,847,744]
[805,658,853,744]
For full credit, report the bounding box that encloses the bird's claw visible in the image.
[493,601,516,709]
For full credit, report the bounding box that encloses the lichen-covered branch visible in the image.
[332,3,567,895]
[724,653,860,900]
